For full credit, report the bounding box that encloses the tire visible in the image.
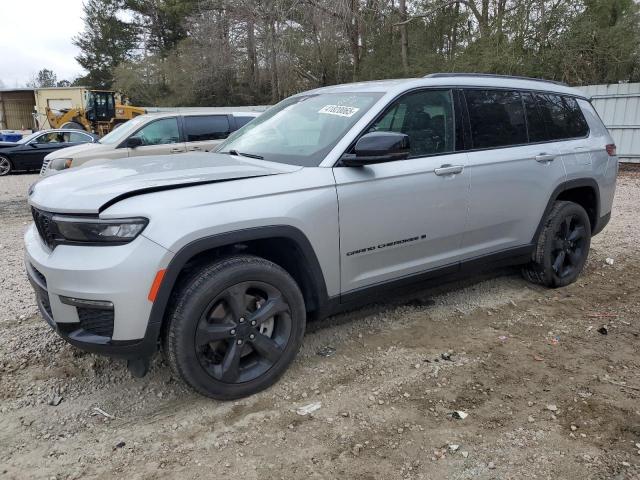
[0,156,12,176]
[163,255,306,400]
[60,121,84,130]
[523,201,591,288]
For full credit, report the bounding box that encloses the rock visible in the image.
[488,462,496,469]
[316,346,336,357]
[597,326,608,335]
[296,402,322,416]
[461,451,469,458]
[605,258,614,265]
[48,395,63,407]
[528,416,535,423]
[441,352,452,361]
[352,444,364,456]
[621,461,630,467]
[451,411,468,420]
[113,441,126,450]
[448,444,460,452]
[546,404,558,412]
[570,425,578,431]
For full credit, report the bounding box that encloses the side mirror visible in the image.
[341,132,410,167]
[126,136,143,149]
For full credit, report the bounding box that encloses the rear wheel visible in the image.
[523,201,591,288]
[0,156,12,176]
[164,255,306,400]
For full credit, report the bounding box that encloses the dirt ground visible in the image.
[1,169,639,480]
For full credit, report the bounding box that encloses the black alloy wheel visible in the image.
[164,255,306,400]
[523,201,592,288]
[194,281,292,384]
[549,214,588,279]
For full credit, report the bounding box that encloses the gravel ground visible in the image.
[1,170,639,480]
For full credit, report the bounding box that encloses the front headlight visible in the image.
[49,158,73,171]
[51,216,148,245]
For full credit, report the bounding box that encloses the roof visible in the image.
[0,88,35,93]
[304,74,586,98]
[134,110,262,120]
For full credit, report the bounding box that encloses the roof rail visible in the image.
[424,73,569,87]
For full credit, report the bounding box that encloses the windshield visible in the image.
[216,92,384,166]
[16,132,41,144]
[99,115,149,145]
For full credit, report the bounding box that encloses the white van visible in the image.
[41,111,260,175]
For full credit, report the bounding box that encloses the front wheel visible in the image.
[523,201,591,288]
[164,255,306,400]
[0,156,12,176]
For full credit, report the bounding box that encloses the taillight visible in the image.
[606,144,616,156]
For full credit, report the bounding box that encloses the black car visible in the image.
[0,129,99,176]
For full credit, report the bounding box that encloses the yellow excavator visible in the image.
[44,90,146,136]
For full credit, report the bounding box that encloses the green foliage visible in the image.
[73,0,138,89]
[27,69,57,88]
[81,0,640,106]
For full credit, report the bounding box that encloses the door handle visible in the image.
[187,146,202,151]
[535,153,556,163]
[170,147,183,153]
[434,164,464,176]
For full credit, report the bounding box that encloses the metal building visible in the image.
[0,89,36,130]
[580,83,640,163]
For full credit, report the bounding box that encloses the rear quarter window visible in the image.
[184,115,231,141]
[535,94,589,140]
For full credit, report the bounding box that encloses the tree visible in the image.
[73,0,138,88]
[27,69,57,88]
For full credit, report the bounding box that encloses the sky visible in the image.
[1,0,86,88]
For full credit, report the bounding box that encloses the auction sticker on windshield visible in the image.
[319,105,360,117]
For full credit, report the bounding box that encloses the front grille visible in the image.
[77,308,114,338]
[31,208,57,250]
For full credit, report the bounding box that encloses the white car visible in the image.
[41,111,260,175]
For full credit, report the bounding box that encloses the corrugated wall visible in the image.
[579,83,640,163]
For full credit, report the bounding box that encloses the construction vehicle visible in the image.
[36,88,146,136]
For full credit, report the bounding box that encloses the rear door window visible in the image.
[67,132,92,143]
[535,94,589,140]
[465,90,527,148]
[522,92,548,142]
[184,115,230,141]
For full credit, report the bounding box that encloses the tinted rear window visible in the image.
[465,90,527,148]
[535,94,589,140]
[184,115,230,141]
[522,92,548,143]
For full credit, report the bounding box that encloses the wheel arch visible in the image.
[533,178,601,243]
[145,225,329,345]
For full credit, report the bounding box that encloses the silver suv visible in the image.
[25,74,618,399]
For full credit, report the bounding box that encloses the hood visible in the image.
[29,152,301,214]
[45,141,112,159]
[0,141,18,149]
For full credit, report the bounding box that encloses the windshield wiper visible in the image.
[227,149,264,160]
